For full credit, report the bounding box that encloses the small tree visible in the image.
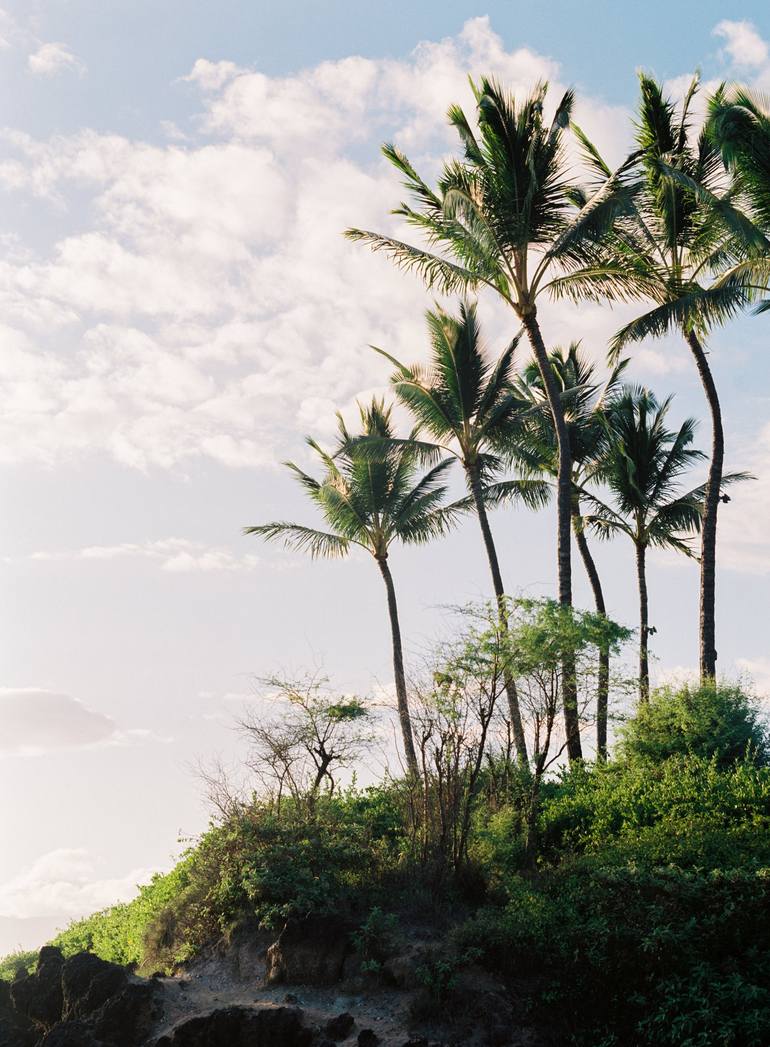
[238,674,373,812]
[409,610,511,873]
[503,598,630,859]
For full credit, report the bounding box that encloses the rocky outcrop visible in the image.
[153,1004,312,1047]
[266,916,351,986]
[1,947,160,1047]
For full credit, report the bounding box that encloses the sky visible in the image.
[1,0,770,956]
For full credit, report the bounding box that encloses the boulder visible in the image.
[325,1012,355,1040]
[90,980,158,1047]
[266,917,350,986]
[357,1031,380,1047]
[153,1005,312,1047]
[0,1012,38,1047]
[61,953,127,1021]
[10,947,64,1028]
[37,1020,112,1047]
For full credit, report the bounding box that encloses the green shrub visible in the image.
[619,681,769,767]
[456,863,770,1046]
[0,949,36,982]
[535,756,770,868]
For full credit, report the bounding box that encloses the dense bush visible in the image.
[52,785,411,974]
[456,860,770,1046]
[619,680,769,767]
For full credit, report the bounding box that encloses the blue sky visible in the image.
[0,2,769,955]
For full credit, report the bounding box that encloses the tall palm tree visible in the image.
[582,388,706,702]
[708,87,770,250]
[245,399,458,776]
[585,74,769,682]
[347,79,638,761]
[515,344,627,756]
[370,301,549,763]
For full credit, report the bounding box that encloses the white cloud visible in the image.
[29,537,264,572]
[714,20,768,69]
[28,42,85,77]
[736,657,770,695]
[0,689,118,756]
[0,849,155,920]
[0,688,166,757]
[0,17,672,474]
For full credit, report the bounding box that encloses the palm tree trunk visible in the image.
[520,310,582,761]
[572,506,610,759]
[635,542,650,703]
[467,465,529,764]
[376,554,418,776]
[685,331,723,682]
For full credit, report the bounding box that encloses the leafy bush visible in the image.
[619,681,769,767]
[456,862,770,1046]
[47,785,411,974]
[0,949,36,982]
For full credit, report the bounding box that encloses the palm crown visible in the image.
[515,344,628,484]
[583,388,705,554]
[347,78,638,310]
[602,74,770,352]
[246,399,457,561]
[375,301,547,506]
[708,86,770,310]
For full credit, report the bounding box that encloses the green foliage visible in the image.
[457,861,770,1046]
[619,680,770,767]
[352,907,399,964]
[0,949,36,982]
[53,859,195,969]
[463,753,770,1044]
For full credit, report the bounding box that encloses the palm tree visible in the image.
[515,344,627,756]
[370,301,549,763]
[245,399,458,776]
[347,79,638,761]
[582,388,705,702]
[586,74,769,682]
[708,87,770,250]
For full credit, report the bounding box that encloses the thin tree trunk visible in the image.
[572,506,610,759]
[635,542,650,703]
[520,310,582,761]
[685,331,723,682]
[376,554,418,775]
[467,465,529,764]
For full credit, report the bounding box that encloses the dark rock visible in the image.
[0,1013,38,1047]
[10,947,64,1028]
[401,1039,429,1047]
[325,1012,355,1041]
[381,952,420,989]
[61,953,127,1021]
[90,980,158,1047]
[357,1030,380,1047]
[266,916,350,986]
[153,1004,312,1047]
[37,1020,111,1046]
[0,982,10,1015]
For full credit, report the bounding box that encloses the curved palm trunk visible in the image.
[635,542,650,703]
[467,466,528,765]
[685,331,723,682]
[521,311,582,762]
[376,555,418,776]
[572,507,610,760]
